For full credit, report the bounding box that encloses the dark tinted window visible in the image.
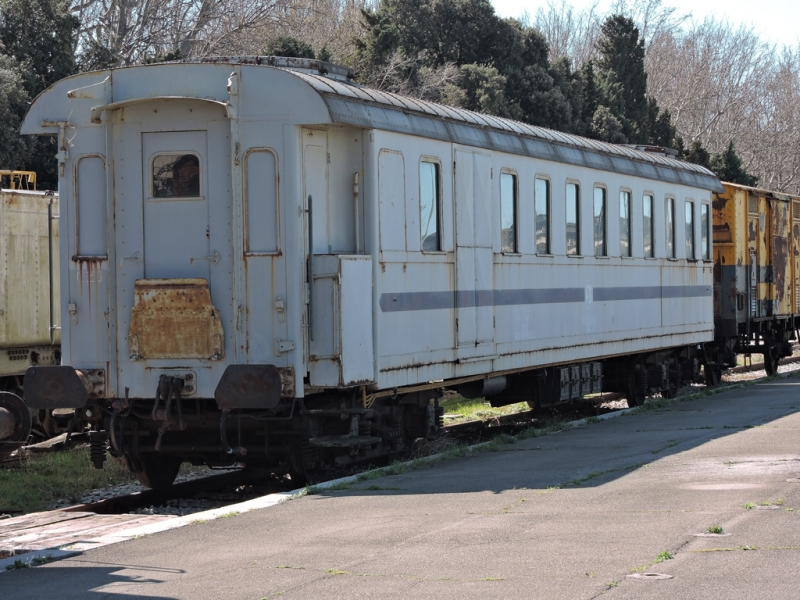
[153,153,200,198]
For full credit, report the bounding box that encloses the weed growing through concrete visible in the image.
[650,439,680,454]
[744,502,756,509]
[327,569,349,575]
[654,550,674,563]
[5,559,29,571]
[707,525,724,534]
[4,554,53,571]
[565,471,606,486]
[218,511,240,518]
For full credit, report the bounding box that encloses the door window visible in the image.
[152,153,201,198]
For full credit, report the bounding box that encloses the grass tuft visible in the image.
[654,550,674,563]
[707,525,724,534]
[0,447,137,514]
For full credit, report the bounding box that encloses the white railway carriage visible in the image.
[21,58,722,486]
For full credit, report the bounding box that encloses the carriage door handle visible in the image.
[190,250,221,265]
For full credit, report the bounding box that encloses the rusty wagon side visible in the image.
[711,182,800,375]
[0,183,61,452]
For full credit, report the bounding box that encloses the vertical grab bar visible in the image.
[307,194,313,341]
[47,196,60,345]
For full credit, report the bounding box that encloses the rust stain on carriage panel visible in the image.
[128,278,224,360]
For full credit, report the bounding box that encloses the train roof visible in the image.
[719,181,796,201]
[22,57,723,193]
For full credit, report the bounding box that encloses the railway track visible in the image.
[4,362,799,566]
[4,360,793,518]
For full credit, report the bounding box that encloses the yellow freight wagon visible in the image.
[0,174,60,451]
[712,182,797,374]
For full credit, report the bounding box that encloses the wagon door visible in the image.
[243,147,289,365]
[769,197,790,317]
[454,149,495,356]
[793,199,800,314]
[114,102,234,397]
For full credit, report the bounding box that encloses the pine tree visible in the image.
[596,15,647,142]
[710,141,758,186]
[684,140,711,169]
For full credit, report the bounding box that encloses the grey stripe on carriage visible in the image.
[379,285,712,312]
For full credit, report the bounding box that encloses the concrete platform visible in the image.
[3,378,799,599]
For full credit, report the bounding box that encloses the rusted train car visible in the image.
[710,182,800,378]
[0,175,61,454]
[20,57,722,487]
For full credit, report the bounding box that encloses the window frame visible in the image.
[619,188,632,257]
[500,169,519,254]
[642,192,655,259]
[685,198,696,261]
[566,180,581,257]
[243,147,281,256]
[701,202,711,261]
[665,195,676,259]
[593,185,608,257]
[534,175,551,255]
[149,151,203,201]
[419,158,443,253]
[73,153,109,259]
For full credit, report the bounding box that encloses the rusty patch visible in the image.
[712,193,728,212]
[128,278,224,360]
[712,223,732,243]
[748,218,758,242]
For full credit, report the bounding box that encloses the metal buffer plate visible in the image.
[214,364,282,410]
[128,278,224,360]
[23,366,88,409]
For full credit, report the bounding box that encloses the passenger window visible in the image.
[593,187,607,256]
[685,200,695,259]
[152,153,200,198]
[701,203,710,260]
[665,197,675,258]
[643,194,654,258]
[500,172,517,252]
[620,190,631,257]
[420,161,441,251]
[566,182,579,256]
[535,177,550,254]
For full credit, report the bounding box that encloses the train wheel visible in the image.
[132,455,182,490]
[287,441,323,486]
[625,378,645,407]
[764,347,780,376]
[704,365,722,387]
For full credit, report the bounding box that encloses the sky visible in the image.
[491,0,800,48]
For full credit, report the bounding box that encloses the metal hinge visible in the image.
[274,339,295,356]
